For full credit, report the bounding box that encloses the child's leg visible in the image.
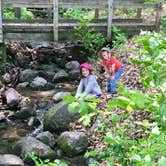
[110,67,124,93]
[106,79,111,92]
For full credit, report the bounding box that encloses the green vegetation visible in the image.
[28,152,68,166]
[3,7,34,19]
[112,27,127,49]
[74,18,106,55]
[64,31,166,166]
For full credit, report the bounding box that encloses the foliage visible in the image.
[161,15,166,32]
[3,8,15,19]
[62,8,94,20]
[63,94,102,126]
[112,27,127,49]
[3,7,34,19]
[28,152,68,166]
[21,8,34,19]
[74,17,106,55]
[73,31,166,165]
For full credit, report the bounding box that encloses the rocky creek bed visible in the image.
[0,40,152,166]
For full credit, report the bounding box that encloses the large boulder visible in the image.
[14,136,56,160]
[58,131,89,157]
[43,101,79,132]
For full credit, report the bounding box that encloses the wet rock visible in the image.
[68,70,80,80]
[16,82,29,89]
[43,101,79,132]
[30,76,47,88]
[53,70,69,83]
[4,88,21,109]
[14,97,35,119]
[58,131,89,157]
[36,131,56,148]
[14,136,56,160]
[0,154,24,166]
[0,112,6,121]
[65,61,80,70]
[20,69,39,82]
[52,92,71,103]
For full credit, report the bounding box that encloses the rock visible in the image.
[0,112,5,121]
[4,88,21,109]
[53,70,69,83]
[52,92,71,103]
[36,131,56,148]
[0,154,24,166]
[58,131,89,157]
[20,69,38,82]
[14,136,56,160]
[43,101,79,132]
[65,61,80,70]
[68,70,80,80]
[17,82,29,89]
[30,76,47,88]
[14,97,35,119]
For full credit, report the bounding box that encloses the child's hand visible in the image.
[110,75,114,80]
[104,72,110,79]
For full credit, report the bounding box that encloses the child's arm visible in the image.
[76,79,84,97]
[110,63,115,80]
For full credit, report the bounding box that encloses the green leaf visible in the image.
[151,126,160,135]
[63,95,76,103]
[158,156,166,166]
[68,102,79,112]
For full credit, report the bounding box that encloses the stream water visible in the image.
[0,88,88,166]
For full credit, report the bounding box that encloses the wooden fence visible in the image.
[0,0,164,43]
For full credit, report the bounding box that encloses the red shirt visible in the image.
[102,56,122,72]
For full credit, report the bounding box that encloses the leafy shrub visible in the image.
[28,152,68,166]
[3,7,34,19]
[161,15,166,32]
[112,26,127,49]
[74,17,106,55]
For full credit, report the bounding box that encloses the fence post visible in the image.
[53,0,58,42]
[0,0,3,43]
[155,0,163,32]
[14,8,21,19]
[107,0,114,41]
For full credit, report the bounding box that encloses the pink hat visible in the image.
[80,62,92,76]
[80,62,91,71]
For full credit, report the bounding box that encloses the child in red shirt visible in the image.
[100,47,124,94]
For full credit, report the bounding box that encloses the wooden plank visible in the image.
[53,0,58,42]
[59,0,107,8]
[3,22,155,30]
[2,0,157,9]
[107,0,114,40]
[3,18,143,24]
[155,0,163,32]
[0,0,3,43]
[2,0,53,8]
[4,32,53,42]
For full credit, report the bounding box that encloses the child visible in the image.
[76,62,102,99]
[100,47,124,94]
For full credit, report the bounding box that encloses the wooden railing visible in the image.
[0,0,164,43]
